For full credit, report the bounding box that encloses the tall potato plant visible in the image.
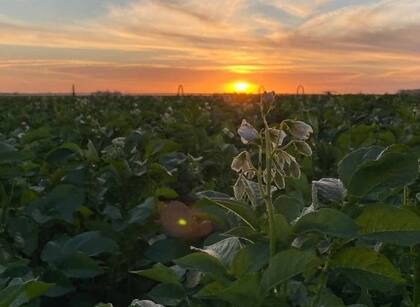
[131,92,420,307]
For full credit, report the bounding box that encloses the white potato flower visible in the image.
[284,120,313,140]
[237,119,259,144]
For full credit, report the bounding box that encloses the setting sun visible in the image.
[234,82,249,92]
[225,81,258,93]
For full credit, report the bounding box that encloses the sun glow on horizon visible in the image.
[225,81,258,93]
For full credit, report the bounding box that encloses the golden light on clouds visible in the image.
[226,65,260,74]
[1,1,420,93]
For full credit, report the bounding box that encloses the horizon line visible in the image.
[1,89,417,96]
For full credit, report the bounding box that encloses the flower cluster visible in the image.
[230,95,313,202]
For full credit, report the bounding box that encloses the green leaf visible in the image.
[128,197,155,225]
[194,281,225,299]
[42,270,75,297]
[175,252,227,276]
[0,141,23,164]
[337,146,383,186]
[47,143,82,164]
[202,197,258,230]
[131,264,181,285]
[261,249,319,293]
[41,233,111,279]
[356,204,420,246]
[231,243,269,278]
[219,273,262,307]
[0,279,54,307]
[47,184,85,222]
[145,238,190,263]
[294,208,358,238]
[310,289,345,307]
[273,195,305,222]
[330,247,405,291]
[42,231,118,263]
[85,140,99,162]
[23,280,54,301]
[155,187,179,199]
[62,231,119,256]
[347,145,418,198]
[223,226,263,242]
[195,274,262,307]
[57,252,104,279]
[272,213,291,244]
[7,216,39,256]
[147,283,185,306]
[37,184,85,223]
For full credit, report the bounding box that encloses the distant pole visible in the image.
[296,84,305,96]
[72,84,76,97]
[177,84,184,96]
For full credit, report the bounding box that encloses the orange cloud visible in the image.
[1,0,420,93]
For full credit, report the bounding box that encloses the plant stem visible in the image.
[259,97,276,257]
[403,186,409,208]
[0,183,12,227]
[264,128,276,257]
[312,271,327,307]
[312,248,331,307]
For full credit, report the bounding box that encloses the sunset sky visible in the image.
[1,0,420,94]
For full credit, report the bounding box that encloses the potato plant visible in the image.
[0,94,419,307]
[129,94,420,307]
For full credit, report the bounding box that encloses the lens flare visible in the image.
[177,218,187,226]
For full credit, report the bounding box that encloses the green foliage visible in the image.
[330,247,405,291]
[261,249,320,293]
[0,93,419,306]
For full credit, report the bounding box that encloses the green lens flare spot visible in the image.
[177,218,188,226]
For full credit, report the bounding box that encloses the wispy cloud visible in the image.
[0,0,419,93]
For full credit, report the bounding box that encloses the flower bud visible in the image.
[238,119,258,144]
[262,91,275,104]
[283,120,313,140]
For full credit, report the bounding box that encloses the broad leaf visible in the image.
[347,145,418,198]
[0,279,54,307]
[175,252,227,276]
[231,243,269,278]
[145,238,190,263]
[294,208,358,238]
[195,274,262,307]
[356,204,420,246]
[62,231,119,256]
[330,247,405,291]
[131,263,181,285]
[128,197,156,225]
[202,197,258,230]
[337,146,383,186]
[273,195,305,222]
[261,249,319,293]
[147,283,185,306]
